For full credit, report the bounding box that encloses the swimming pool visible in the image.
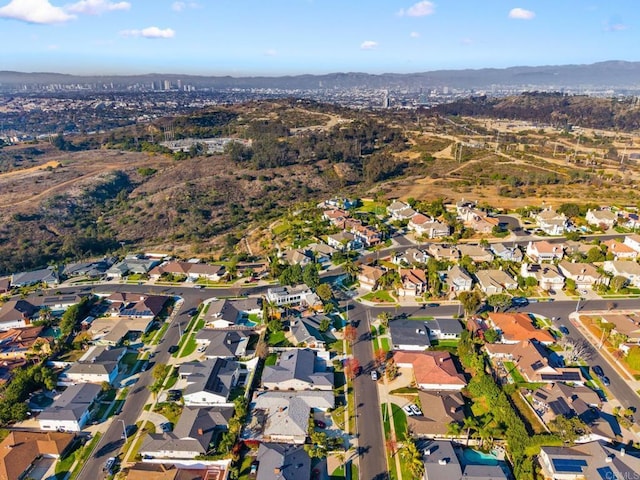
[236,316,257,327]
[460,448,499,466]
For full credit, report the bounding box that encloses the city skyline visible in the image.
[0,0,637,76]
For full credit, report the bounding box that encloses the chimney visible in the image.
[424,448,431,455]
[197,428,203,435]
[606,455,613,463]
[450,407,457,414]
[438,459,449,465]
[274,467,281,474]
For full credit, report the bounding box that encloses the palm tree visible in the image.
[446,421,463,440]
[401,439,425,478]
[463,416,479,446]
[343,259,359,282]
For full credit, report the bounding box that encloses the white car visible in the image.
[371,370,378,381]
[403,405,414,416]
[410,404,422,416]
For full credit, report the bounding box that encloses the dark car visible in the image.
[559,325,570,335]
[121,424,137,439]
[168,345,179,354]
[160,422,173,433]
[601,376,611,387]
[314,419,327,429]
[593,365,605,377]
[511,297,529,307]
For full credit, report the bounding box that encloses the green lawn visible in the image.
[390,403,407,442]
[361,290,396,303]
[380,337,391,352]
[179,334,198,357]
[267,331,291,347]
[238,453,256,480]
[121,352,139,368]
[504,361,526,384]
[153,402,183,426]
[265,353,278,366]
[67,433,101,480]
[54,437,85,478]
[331,405,347,431]
[164,368,179,390]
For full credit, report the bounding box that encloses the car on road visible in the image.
[559,325,570,335]
[511,297,529,307]
[121,424,137,439]
[371,370,378,381]
[593,365,605,377]
[168,345,179,354]
[103,457,116,473]
[601,376,611,387]
[410,404,422,416]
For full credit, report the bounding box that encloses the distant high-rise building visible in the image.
[177,79,182,89]
[163,80,171,91]
[382,90,390,108]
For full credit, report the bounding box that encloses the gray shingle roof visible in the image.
[38,383,101,423]
[262,348,333,389]
[256,443,311,480]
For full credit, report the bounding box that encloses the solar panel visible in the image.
[540,371,582,381]
[552,458,587,473]
[597,466,615,480]
[549,398,571,416]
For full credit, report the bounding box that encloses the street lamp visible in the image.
[119,419,128,442]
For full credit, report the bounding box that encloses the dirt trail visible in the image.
[0,160,62,179]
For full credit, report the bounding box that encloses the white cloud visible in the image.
[460,37,473,45]
[264,49,277,56]
[47,43,59,49]
[360,40,378,50]
[410,31,420,38]
[398,1,434,17]
[171,1,199,12]
[0,0,76,24]
[65,0,130,15]
[508,8,535,20]
[120,26,175,39]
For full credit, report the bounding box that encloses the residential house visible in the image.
[487,312,555,344]
[60,345,126,385]
[422,440,463,480]
[290,315,334,349]
[624,234,640,253]
[486,340,585,384]
[427,244,460,262]
[440,266,474,293]
[280,249,314,267]
[603,261,640,288]
[457,244,494,263]
[265,285,319,308]
[202,298,262,329]
[603,239,638,260]
[392,248,430,267]
[586,209,618,229]
[456,199,477,219]
[350,224,382,247]
[521,263,565,292]
[465,213,500,234]
[532,383,617,442]
[407,391,465,438]
[474,269,518,295]
[248,391,334,444]
[125,463,228,480]
[195,329,251,358]
[262,348,333,391]
[558,261,608,290]
[38,383,102,432]
[140,406,233,459]
[427,318,464,341]
[408,214,450,238]
[327,231,360,251]
[393,350,467,390]
[180,358,239,407]
[598,313,640,343]
[0,299,36,331]
[357,265,385,291]
[621,211,640,230]
[387,200,416,220]
[306,243,336,264]
[148,261,225,282]
[538,441,640,480]
[106,293,167,319]
[397,268,427,297]
[0,431,75,480]
[235,262,269,278]
[564,240,595,258]
[490,243,524,262]
[63,257,115,279]
[256,443,310,480]
[389,319,431,351]
[105,255,159,279]
[0,278,9,295]
[89,316,156,346]
[534,208,569,235]
[35,294,85,312]
[322,209,349,226]
[0,326,51,360]
[526,241,565,262]
[11,266,59,287]
[320,198,357,210]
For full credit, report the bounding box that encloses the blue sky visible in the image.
[0,0,637,76]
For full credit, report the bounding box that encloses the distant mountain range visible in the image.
[1,61,640,91]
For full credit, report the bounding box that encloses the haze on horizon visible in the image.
[0,0,637,76]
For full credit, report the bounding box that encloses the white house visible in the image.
[265,285,319,307]
[407,214,450,238]
[61,346,125,385]
[624,234,640,253]
[521,263,565,291]
[585,209,617,229]
[534,209,568,235]
[474,269,518,295]
[387,201,416,220]
[526,241,564,262]
[603,261,640,288]
[38,383,101,432]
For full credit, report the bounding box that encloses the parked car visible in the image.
[371,370,379,381]
[103,457,116,473]
[121,424,137,439]
[559,325,570,335]
[314,419,327,429]
[511,297,529,307]
[168,345,179,354]
[403,405,414,416]
[410,404,422,416]
[160,422,173,433]
[601,376,611,387]
[593,365,605,377]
